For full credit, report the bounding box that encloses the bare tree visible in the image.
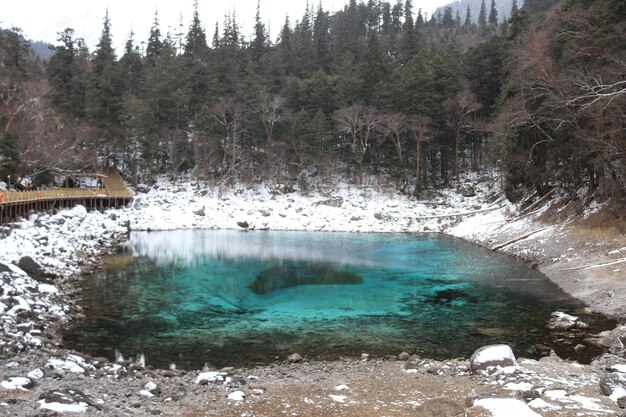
[334,104,381,183]
[408,115,430,195]
[443,87,481,179]
[211,97,246,181]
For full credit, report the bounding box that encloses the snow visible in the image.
[610,386,626,402]
[335,384,350,391]
[471,345,517,370]
[504,382,534,391]
[227,390,245,401]
[610,364,626,373]
[329,395,347,403]
[46,358,85,374]
[27,368,44,380]
[196,371,226,384]
[473,398,542,417]
[38,399,88,413]
[0,377,31,390]
[528,398,560,410]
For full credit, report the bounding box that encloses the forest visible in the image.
[0,0,624,204]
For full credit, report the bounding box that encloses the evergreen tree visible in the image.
[119,31,143,96]
[464,6,472,27]
[145,11,162,67]
[488,0,498,26]
[441,7,454,28]
[511,0,519,15]
[86,11,123,129]
[184,0,210,118]
[478,0,487,28]
[250,0,267,62]
[279,17,293,74]
[312,5,331,71]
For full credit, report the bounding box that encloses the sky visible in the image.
[1,0,452,53]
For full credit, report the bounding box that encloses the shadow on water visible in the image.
[63,230,617,369]
[250,263,363,294]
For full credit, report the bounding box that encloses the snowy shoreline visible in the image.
[1,176,626,415]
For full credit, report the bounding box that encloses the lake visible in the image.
[63,230,614,369]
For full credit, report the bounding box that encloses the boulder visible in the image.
[418,398,466,417]
[458,183,476,198]
[258,209,271,217]
[193,206,206,217]
[288,353,302,363]
[38,389,101,412]
[469,345,517,373]
[316,197,343,208]
[237,221,249,229]
[600,372,626,405]
[547,311,588,331]
[17,256,54,282]
[602,325,626,357]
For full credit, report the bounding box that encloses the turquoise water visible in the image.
[64,230,614,369]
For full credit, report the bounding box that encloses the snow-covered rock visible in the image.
[196,371,226,384]
[547,311,588,331]
[227,390,245,401]
[1,377,33,390]
[473,398,541,417]
[469,345,517,373]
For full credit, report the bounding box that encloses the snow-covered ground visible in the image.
[1,173,625,416]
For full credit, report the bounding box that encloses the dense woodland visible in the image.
[0,0,624,204]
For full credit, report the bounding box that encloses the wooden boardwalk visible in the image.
[0,172,133,225]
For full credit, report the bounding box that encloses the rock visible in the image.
[288,353,302,363]
[316,197,343,208]
[600,372,626,402]
[17,256,54,282]
[399,352,410,361]
[196,371,226,384]
[574,344,586,353]
[602,325,626,356]
[258,209,271,217]
[109,213,117,221]
[0,263,11,273]
[469,345,517,373]
[361,353,370,361]
[237,221,249,229]
[350,216,363,222]
[193,206,206,217]
[418,398,466,417]
[38,389,100,412]
[547,311,588,331]
[458,183,476,198]
[140,381,161,397]
[374,212,390,221]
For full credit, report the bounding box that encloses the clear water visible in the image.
[64,230,615,369]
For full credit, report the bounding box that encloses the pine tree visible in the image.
[441,7,454,28]
[312,5,331,71]
[478,0,487,28]
[119,31,143,96]
[511,0,519,15]
[184,0,210,118]
[464,6,471,27]
[279,17,293,74]
[250,0,267,62]
[146,11,162,67]
[87,10,123,129]
[488,0,498,26]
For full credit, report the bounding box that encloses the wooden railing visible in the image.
[0,188,133,204]
[0,173,133,205]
